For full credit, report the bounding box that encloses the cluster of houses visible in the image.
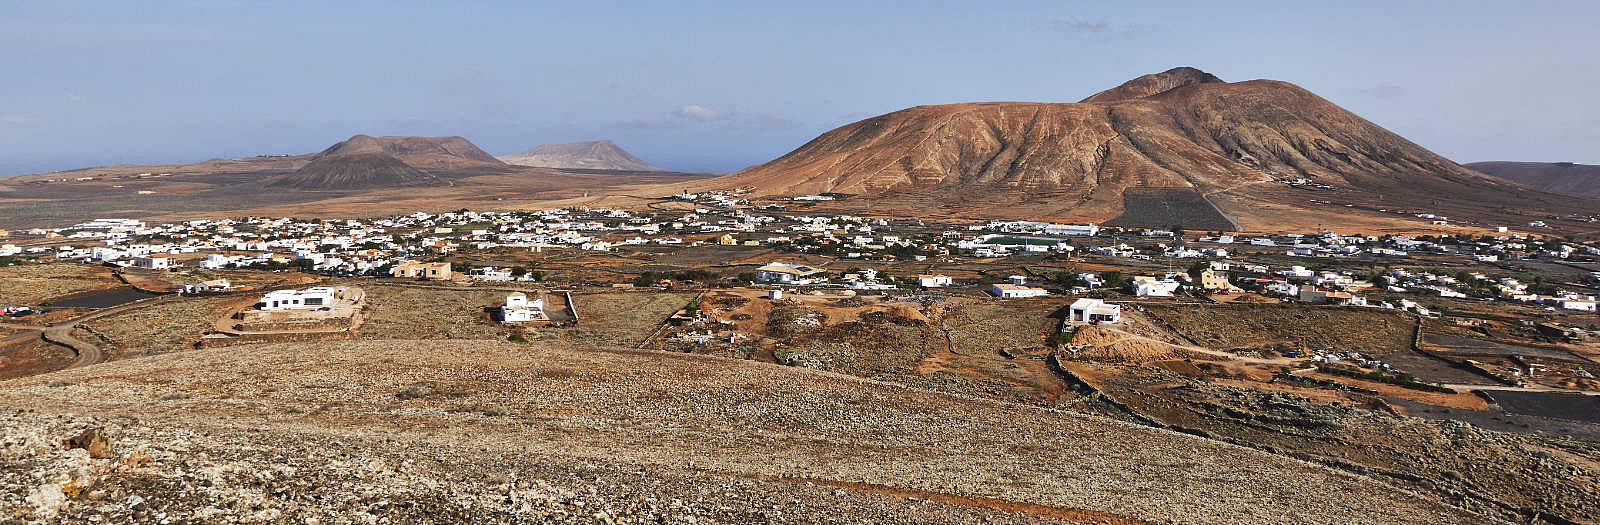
[3,206,1597,320]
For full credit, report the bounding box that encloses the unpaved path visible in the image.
[41,294,182,368]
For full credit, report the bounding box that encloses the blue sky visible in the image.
[3,1,1597,175]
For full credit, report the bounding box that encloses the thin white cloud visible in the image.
[615,105,796,132]
[1045,19,1165,41]
[65,92,86,104]
[2,116,39,124]
[1056,20,1110,33]
[674,105,717,119]
[1349,85,1408,99]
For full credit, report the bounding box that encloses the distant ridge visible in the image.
[269,135,442,190]
[323,135,505,170]
[267,134,508,190]
[497,140,660,171]
[1466,161,1600,198]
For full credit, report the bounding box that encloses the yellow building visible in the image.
[1199,269,1243,292]
[392,261,453,280]
[717,233,738,245]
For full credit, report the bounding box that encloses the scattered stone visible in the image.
[67,427,113,458]
[395,383,433,400]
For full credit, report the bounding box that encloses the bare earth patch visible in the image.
[0,339,1496,524]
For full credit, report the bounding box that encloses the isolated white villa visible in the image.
[256,287,337,311]
[1069,298,1122,324]
[500,293,546,323]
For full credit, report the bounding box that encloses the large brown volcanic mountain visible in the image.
[1466,161,1600,198]
[707,67,1592,231]
[269,134,504,190]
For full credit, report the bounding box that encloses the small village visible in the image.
[2,199,1597,319]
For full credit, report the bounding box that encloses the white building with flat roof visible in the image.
[756,262,826,284]
[256,287,337,311]
[131,256,169,269]
[501,293,546,322]
[1069,298,1122,324]
[1132,277,1181,297]
[989,283,1048,298]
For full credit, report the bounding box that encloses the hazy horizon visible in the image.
[5,1,1599,176]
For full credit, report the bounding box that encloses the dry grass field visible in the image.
[359,285,524,340]
[75,296,238,359]
[0,264,117,306]
[0,339,72,381]
[560,290,697,347]
[1141,303,1415,354]
[942,299,1062,357]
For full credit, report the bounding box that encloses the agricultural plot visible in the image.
[559,290,698,347]
[361,285,526,340]
[1424,334,1588,362]
[76,296,237,359]
[941,301,1059,357]
[1484,391,1600,424]
[1103,187,1236,231]
[1142,304,1413,354]
[0,339,72,380]
[0,264,116,306]
[774,308,941,377]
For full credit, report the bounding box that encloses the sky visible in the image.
[3,1,1598,176]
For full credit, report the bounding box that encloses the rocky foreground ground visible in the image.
[0,340,1500,524]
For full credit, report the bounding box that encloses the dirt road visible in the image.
[37,294,182,368]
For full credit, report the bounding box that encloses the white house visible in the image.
[1132,277,1181,297]
[917,274,954,288]
[199,254,237,269]
[756,262,826,284]
[1560,299,1597,312]
[1399,299,1432,316]
[182,279,231,294]
[132,256,170,269]
[500,293,546,322]
[989,283,1048,298]
[468,266,514,282]
[1068,298,1122,324]
[256,287,337,311]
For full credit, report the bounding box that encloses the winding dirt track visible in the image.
[31,295,183,368]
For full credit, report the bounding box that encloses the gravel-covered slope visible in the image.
[0,340,1497,524]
